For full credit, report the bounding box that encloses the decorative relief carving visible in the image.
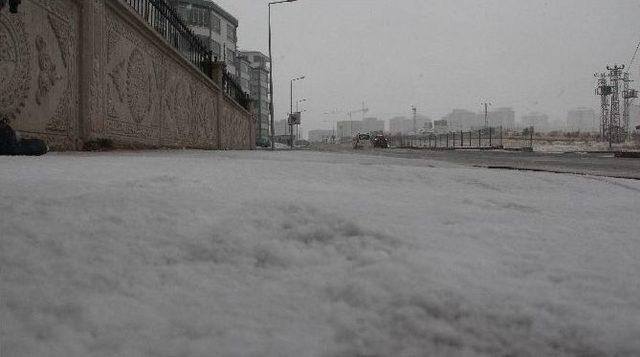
[125,49,152,124]
[30,0,75,23]
[35,35,63,105]
[108,60,125,102]
[46,85,70,132]
[0,12,31,121]
[47,13,70,68]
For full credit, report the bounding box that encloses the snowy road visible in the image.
[1,150,639,356]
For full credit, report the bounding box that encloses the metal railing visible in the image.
[388,127,505,150]
[124,0,213,77]
[222,71,251,109]
[122,0,251,111]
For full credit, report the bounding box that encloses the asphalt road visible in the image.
[312,145,640,180]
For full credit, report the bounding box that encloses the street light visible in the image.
[296,98,307,112]
[269,0,298,151]
[289,75,305,148]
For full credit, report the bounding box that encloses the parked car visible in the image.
[372,134,389,148]
[256,137,272,148]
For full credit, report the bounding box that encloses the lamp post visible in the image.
[269,0,298,150]
[289,75,305,148]
[295,99,307,141]
[296,98,306,112]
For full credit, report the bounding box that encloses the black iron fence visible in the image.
[388,127,505,150]
[222,71,251,109]
[123,0,250,111]
[124,0,212,75]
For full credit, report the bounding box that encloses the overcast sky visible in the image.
[214,0,640,132]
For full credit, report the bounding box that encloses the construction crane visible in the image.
[348,102,369,120]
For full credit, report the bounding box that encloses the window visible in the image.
[189,6,210,28]
[211,15,221,34]
[211,40,221,58]
[196,35,209,50]
[226,48,235,65]
[227,24,236,42]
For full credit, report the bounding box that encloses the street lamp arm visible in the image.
[269,0,297,5]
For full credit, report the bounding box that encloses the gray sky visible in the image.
[215,0,640,132]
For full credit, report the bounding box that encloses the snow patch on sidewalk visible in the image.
[1,151,640,356]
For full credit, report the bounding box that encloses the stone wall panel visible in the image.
[1,0,253,151]
[1,0,79,150]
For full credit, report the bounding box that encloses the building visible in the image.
[170,0,239,76]
[389,117,409,134]
[488,107,516,130]
[442,109,479,131]
[239,51,270,140]
[337,121,363,139]
[235,56,251,93]
[274,119,289,136]
[362,117,385,134]
[520,112,550,132]
[308,130,334,143]
[630,104,640,129]
[388,115,432,134]
[566,107,597,132]
[433,120,449,134]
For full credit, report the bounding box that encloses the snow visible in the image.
[1,150,639,356]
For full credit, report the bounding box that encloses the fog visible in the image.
[214,0,640,132]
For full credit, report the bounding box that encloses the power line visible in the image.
[628,39,640,68]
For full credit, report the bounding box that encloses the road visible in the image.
[311,144,640,180]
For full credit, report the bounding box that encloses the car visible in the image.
[256,137,272,148]
[372,134,389,148]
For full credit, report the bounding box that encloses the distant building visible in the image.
[235,56,250,93]
[170,0,239,76]
[239,51,270,140]
[520,112,550,132]
[630,104,640,129]
[433,119,449,134]
[566,107,597,132]
[308,130,334,143]
[389,117,408,134]
[488,107,516,130]
[362,117,385,134]
[442,109,479,131]
[274,119,289,136]
[337,121,363,139]
[388,115,431,134]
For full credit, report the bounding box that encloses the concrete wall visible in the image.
[0,0,254,151]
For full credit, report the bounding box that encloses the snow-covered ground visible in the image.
[1,150,639,356]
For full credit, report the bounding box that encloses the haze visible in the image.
[214,0,640,132]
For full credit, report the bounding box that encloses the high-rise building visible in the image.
[388,115,431,134]
[566,107,597,132]
[487,107,516,130]
[520,112,550,132]
[362,117,385,134]
[170,0,239,76]
[442,109,480,131]
[337,121,363,139]
[239,51,270,140]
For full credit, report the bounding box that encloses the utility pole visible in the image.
[595,72,611,142]
[622,72,638,142]
[411,105,417,134]
[607,64,624,146]
[268,0,298,150]
[482,102,491,130]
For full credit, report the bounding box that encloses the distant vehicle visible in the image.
[256,137,271,148]
[372,134,389,148]
[352,133,371,149]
